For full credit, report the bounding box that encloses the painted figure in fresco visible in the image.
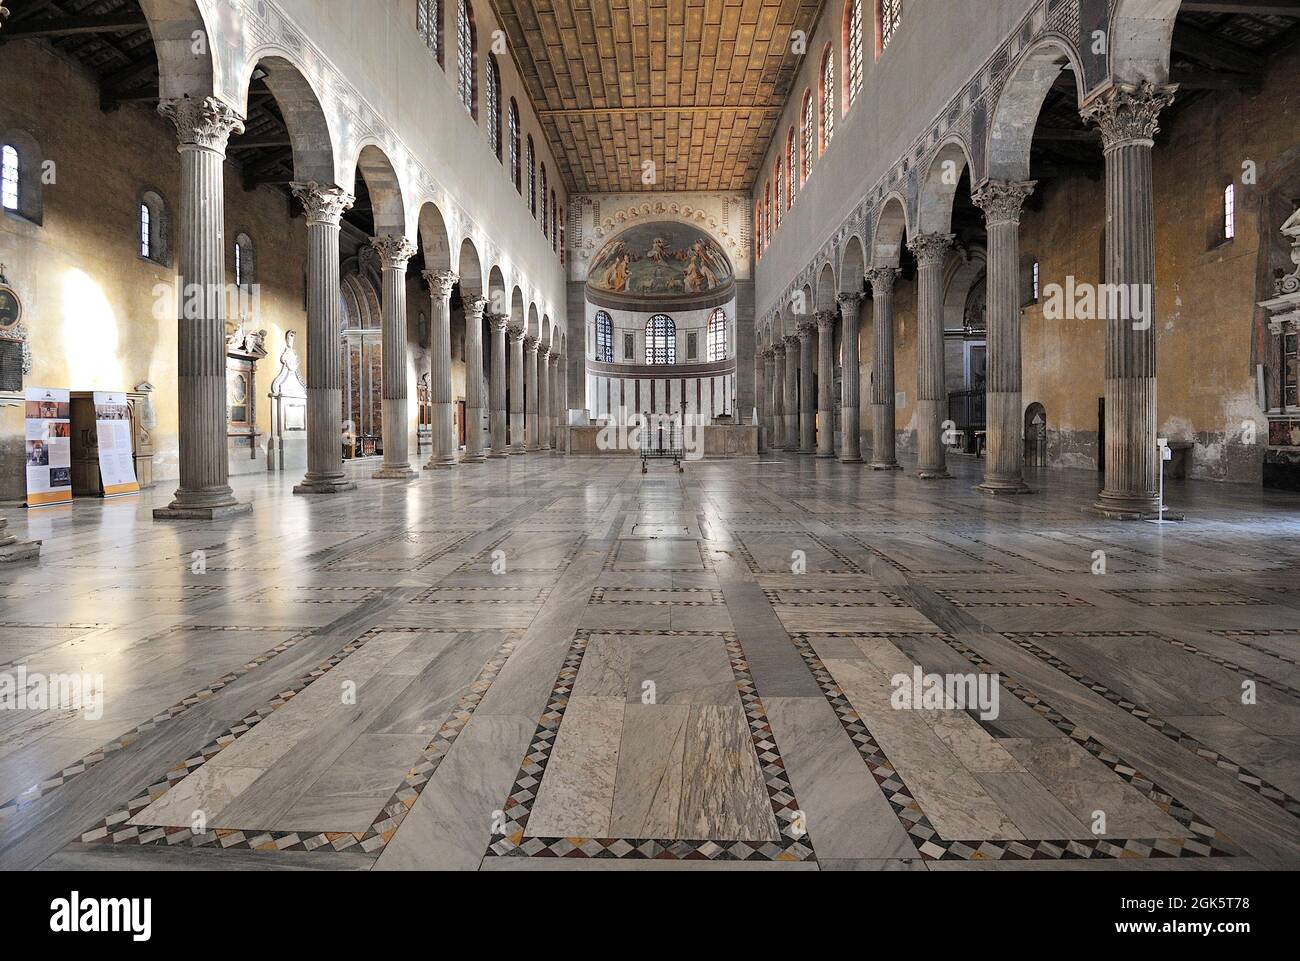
[647,237,670,263]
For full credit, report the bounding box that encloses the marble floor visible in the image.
[2,451,1300,871]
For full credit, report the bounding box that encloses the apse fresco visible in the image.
[588,223,734,298]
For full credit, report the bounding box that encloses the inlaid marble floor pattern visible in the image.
[2,452,1300,870]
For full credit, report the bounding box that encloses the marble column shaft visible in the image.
[487,314,509,457]
[909,233,955,479]
[763,348,777,453]
[508,326,526,453]
[771,343,786,450]
[815,312,836,457]
[867,267,901,470]
[293,181,357,494]
[973,180,1036,494]
[524,336,540,451]
[798,321,817,454]
[538,346,552,450]
[838,293,864,463]
[783,335,800,451]
[1083,82,1178,518]
[424,269,459,469]
[756,347,771,453]
[372,235,419,479]
[155,97,250,517]
[462,294,488,463]
[548,354,561,453]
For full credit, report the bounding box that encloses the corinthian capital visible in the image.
[784,334,801,350]
[1081,81,1178,153]
[370,235,418,270]
[538,344,551,360]
[486,311,509,332]
[422,269,459,301]
[972,180,1036,228]
[796,319,817,339]
[506,324,526,344]
[462,294,489,320]
[907,232,955,268]
[524,335,540,351]
[815,310,836,332]
[158,96,245,152]
[771,341,786,359]
[865,266,899,295]
[837,291,864,316]
[292,182,355,227]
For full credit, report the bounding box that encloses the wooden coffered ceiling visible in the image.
[488,0,824,194]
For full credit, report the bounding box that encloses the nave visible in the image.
[2,455,1299,871]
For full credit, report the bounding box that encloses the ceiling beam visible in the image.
[1179,1,1300,15]
[1172,22,1266,73]
[1170,69,1262,89]
[537,105,785,118]
[0,13,148,40]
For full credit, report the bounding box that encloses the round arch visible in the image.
[138,0,220,103]
[872,194,910,268]
[918,137,974,235]
[840,234,867,294]
[1109,0,1183,85]
[354,142,407,238]
[241,54,338,185]
[457,237,484,296]
[986,37,1086,183]
[417,202,453,274]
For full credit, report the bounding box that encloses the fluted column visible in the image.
[524,335,540,451]
[838,293,864,463]
[797,320,817,454]
[1083,81,1178,518]
[909,232,955,479]
[292,181,357,495]
[867,267,901,470]
[756,347,772,453]
[460,294,488,463]
[371,235,419,479]
[814,312,836,457]
[487,313,509,457]
[538,345,552,450]
[508,325,526,453]
[973,180,1036,494]
[771,342,786,450]
[783,335,800,450]
[154,97,251,518]
[423,269,458,469]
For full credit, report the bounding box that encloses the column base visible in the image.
[154,501,254,518]
[1089,492,1182,521]
[839,455,864,464]
[977,479,1032,496]
[461,454,487,464]
[507,445,526,455]
[0,538,41,563]
[487,451,509,459]
[816,452,836,459]
[917,468,952,480]
[424,459,459,470]
[870,462,902,471]
[293,479,357,495]
[372,465,418,480]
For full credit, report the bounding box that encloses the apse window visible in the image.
[646,314,676,365]
[595,310,613,363]
[1,144,17,211]
[1224,183,1236,241]
[138,190,168,265]
[707,308,728,363]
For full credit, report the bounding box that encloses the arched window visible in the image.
[486,54,501,160]
[1,144,17,212]
[559,207,566,264]
[820,44,835,153]
[786,128,797,209]
[845,0,864,110]
[646,314,676,365]
[774,157,783,228]
[595,310,613,363]
[707,308,728,363]
[233,233,256,288]
[457,0,477,117]
[509,99,521,192]
[755,201,763,257]
[138,189,168,265]
[526,135,536,216]
[1224,183,1236,241]
[551,190,558,251]
[416,0,442,66]
[540,163,549,236]
[764,181,772,249]
[877,0,901,58]
[1,134,43,223]
[801,90,814,183]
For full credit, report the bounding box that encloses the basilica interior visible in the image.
[1,0,1300,878]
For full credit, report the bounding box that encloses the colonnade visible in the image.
[756,82,1174,519]
[151,97,564,520]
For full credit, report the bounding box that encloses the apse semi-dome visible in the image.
[586,222,735,309]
